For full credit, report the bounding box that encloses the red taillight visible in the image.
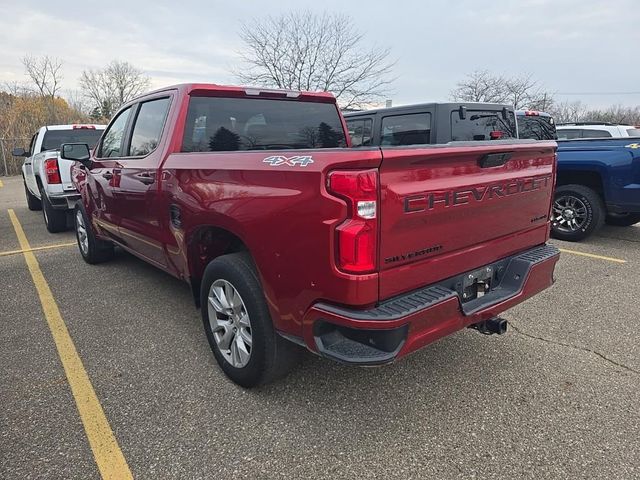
[490,130,504,139]
[524,111,540,116]
[72,125,96,129]
[44,157,61,184]
[327,169,378,274]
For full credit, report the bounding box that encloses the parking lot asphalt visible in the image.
[1,174,638,479]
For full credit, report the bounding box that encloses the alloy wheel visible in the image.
[552,195,588,233]
[207,279,252,368]
[76,210,89,255]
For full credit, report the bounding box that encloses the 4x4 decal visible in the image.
[263,155,314,167]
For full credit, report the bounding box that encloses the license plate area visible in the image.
[460,265,494,302]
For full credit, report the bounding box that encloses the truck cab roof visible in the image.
[139,83,337,103]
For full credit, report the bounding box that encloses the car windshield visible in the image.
[451,109,517,141]
[517,115,557,140]
[41,128,103,152]
[182,96,347,152]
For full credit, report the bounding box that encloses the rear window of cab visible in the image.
[181,96,347,152]
[451,109,517,141]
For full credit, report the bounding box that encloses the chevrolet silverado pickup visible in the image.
[12,124,105,232]
[63,84,559,387]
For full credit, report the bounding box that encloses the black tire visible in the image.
[201,252,300,388]
[605,213,640,227]
[24,182,42,211]
[74,205,114,264]
[41,190,68,233]
[551,184,605,242]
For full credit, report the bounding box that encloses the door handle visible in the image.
[136,172,155,185]
[102,171,113,180]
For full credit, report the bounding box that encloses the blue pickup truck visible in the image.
[551,138,640,240]
[516,111,640,240]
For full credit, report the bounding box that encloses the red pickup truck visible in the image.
[63,83,560,387]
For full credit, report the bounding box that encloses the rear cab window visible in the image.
[380,113,431,146]
[181,97,347,152]
[41,128,103,152]
[626,128,640,136]
[451,109,516,141]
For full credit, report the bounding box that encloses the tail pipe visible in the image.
[471,317,508,335]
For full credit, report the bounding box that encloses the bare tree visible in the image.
[80,61,150,119]
[22,55,64,122]
[548,100,589,123]
[449,70,507,104]
[451,70,554,110]
[234,11,395,109]
[581,105,640,125]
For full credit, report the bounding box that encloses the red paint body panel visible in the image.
[302,255,559,357]
[72,83,559,361]
[378,142,556,298]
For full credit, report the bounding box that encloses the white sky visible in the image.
[1,0,638,108]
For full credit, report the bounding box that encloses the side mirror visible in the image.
[60,143,91,166]
[12,147,27,157]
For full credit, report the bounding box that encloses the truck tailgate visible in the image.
[378,141,556,299]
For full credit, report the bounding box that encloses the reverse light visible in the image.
[44,157,61,184]
[327,169,378,274]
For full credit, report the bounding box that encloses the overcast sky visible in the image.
[1,0,638,108]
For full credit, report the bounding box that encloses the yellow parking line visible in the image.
[8,209,133,480]
[559,248,626,264]
[0,178,4,187]
[0,242,76,258]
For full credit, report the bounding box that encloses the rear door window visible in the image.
[626,128,640,136]
[557,129,581,140]
[129,97,171,156]
[451,109,516,141]
[346,118,373,147]
[181,97,346,152]
[380,113,431,146]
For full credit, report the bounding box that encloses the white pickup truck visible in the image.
[13,124,105,232]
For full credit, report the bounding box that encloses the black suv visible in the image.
[344,102,518,147]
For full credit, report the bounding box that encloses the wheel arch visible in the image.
[185,225,252,307]
[555,169,605,200]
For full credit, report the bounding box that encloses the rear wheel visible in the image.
[201,252,300,388]
[74,205,114,264]
[24,182,41,211]
[41,190,67,233]
[605,213,640,227]
[551,184,605,242]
